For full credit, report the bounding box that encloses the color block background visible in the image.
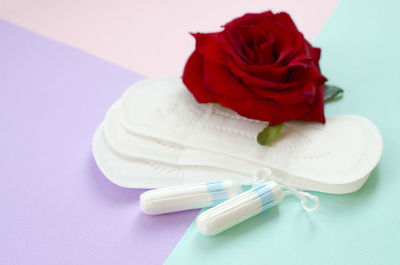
[0,20,200,265]
[0,0,338,77]
[1,0,399,264]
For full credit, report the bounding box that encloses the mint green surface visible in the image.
[164,1,400,264]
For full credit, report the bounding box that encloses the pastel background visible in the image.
[0,0,338,76]
[1,0,399,265]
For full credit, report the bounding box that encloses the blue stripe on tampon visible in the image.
[253,184,275,211]
[206,181,228,206]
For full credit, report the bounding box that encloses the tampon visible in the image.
[196,181,284,236]
[140,180,239,215]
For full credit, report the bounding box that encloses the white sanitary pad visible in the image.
[92,78,383,194]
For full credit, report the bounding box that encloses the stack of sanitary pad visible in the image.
[92,78,383,194]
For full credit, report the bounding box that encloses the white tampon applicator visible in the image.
[196,169,320,236]
[140,180,239,215]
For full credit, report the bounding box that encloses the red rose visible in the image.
[182,11,327,125]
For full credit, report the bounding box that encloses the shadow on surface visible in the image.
[314,165,380,213]
[86,153,144,203]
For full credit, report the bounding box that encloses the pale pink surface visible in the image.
[0,0,339,77]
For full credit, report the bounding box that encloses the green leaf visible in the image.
[324,84,343,102]
[257,124,283,146]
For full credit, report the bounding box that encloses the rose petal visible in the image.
[199,58,319,125]
[192,33,226,65]
[289,65,324,83]
[235,96,313,125]
[226,58,301,89]
[297,82,326,123]
[183,10,327,125]
[182,51,216,102]
[272,12,299,30]
[258,35,275,64]
[248,81,316,106]
[202,58,254,99]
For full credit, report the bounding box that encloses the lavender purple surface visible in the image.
[0,20,198,265]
